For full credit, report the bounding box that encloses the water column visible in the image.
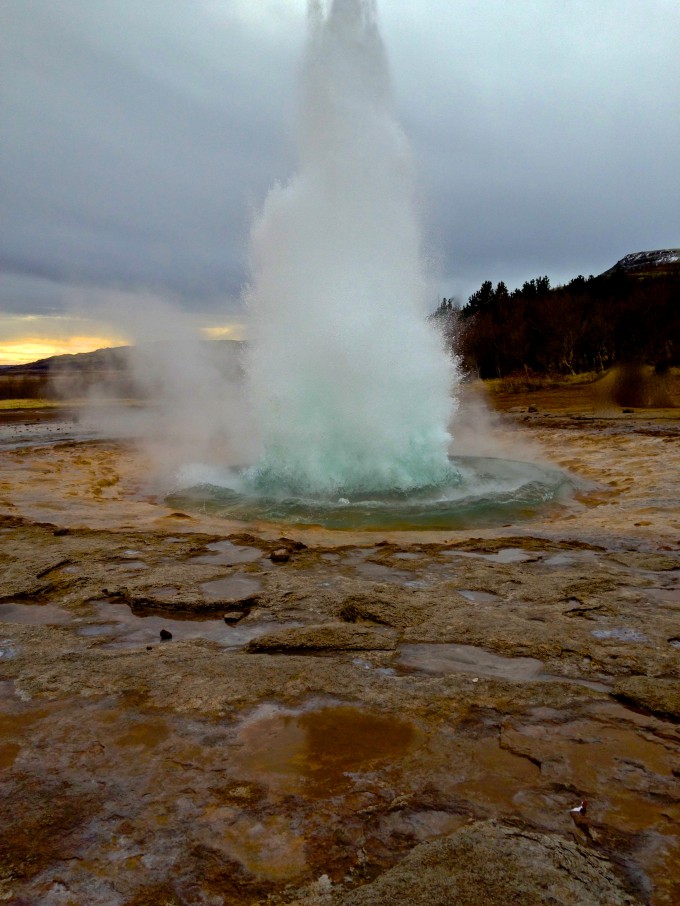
[244,0,458,497]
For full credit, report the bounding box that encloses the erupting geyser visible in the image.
[244,0,457,496]
[170,0,571,528]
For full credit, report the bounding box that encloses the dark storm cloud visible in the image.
[0,0,299,314]
[1,0,678,320]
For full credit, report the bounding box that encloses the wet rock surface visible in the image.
[246,623,399,652]
[330,820,641,906]
[0,404,679,905]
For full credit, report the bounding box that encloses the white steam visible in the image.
[61,292,255,484]
[65,0,461,499]
[244,0,458,495]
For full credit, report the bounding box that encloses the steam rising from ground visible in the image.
[44,1,573,526]
[243,0,458,495]
[55,294,257,484]
[66,0,459,498]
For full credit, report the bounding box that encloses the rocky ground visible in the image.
[0,386,678,905]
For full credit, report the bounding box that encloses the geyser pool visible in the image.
[168,456,571,531]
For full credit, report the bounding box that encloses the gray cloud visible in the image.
[387,0,680,295]
[0,0,678,321]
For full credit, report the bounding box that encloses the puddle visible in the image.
[78,622,123,637]
[0,594,286,650]
[591,627,649,642]
[317,546,408,581]
[502,715,680,836]
[352,657,397,677]
[115,715,171,748]
[399,641,609,691]
[200,575,262,601]
[0,741,21,770]
[442,547,536,564]
[197,812,307,881]
[541,552,575,567]
[0,698,51,769]
[543,673,611,692]
[86,600,275,650]
[458,589,502,604]
[234,702,416,795]
[0,640,17,659]
[352,562,410,582]
[397,643,544,681]
[0,601,73,625]
[488,548,538,564]
[192,540,262,567]
[647,587,680,606]
[541,550,599,568]
[342,548,378,565]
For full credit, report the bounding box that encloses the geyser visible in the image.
[243,0,457,497]
[169,0,572,528]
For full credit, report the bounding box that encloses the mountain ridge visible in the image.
[601,247,680,277]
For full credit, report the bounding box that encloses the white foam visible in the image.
[243,0,458,495]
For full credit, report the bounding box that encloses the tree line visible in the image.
[433,267,679,378]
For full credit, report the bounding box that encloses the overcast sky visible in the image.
[1,0,678,363]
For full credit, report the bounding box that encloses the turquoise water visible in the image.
[167,456,571,531]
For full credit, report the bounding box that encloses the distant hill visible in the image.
[0,346,132,376]
[600,248,680,278]
[0,340,243,376]
[0,339,245,401]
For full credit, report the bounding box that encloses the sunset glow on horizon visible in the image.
[0,335,129,367]
[0,314,247,366]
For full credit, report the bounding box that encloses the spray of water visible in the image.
[243,0,458,497]
[56,1,568,527]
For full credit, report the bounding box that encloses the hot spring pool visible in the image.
[167,456,573,530]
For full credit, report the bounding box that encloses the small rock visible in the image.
[146,646,153,651]
[622,408,634,413]
[278,537,307,551]
[527,405,538,413]
[224,608,249,625]
[53,528,70,536]
[160,629,173,641]
[270,548,291,563]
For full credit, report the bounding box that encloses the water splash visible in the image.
[243,0,457,497]
[171,456,571,531]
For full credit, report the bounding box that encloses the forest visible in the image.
[436,264,679,378]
